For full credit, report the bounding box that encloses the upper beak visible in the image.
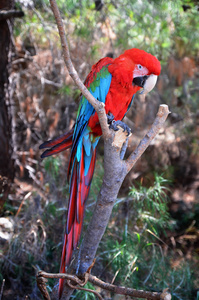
[133,75,149,88]
[133,74,158,95]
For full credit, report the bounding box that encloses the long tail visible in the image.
[40,129,97,299]
[58,145,96,298]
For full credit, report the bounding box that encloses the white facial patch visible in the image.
[133,65,149,78]
[140,74,158,95]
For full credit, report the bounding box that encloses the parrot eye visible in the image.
[137,64,142,70]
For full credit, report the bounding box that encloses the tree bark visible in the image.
[0,0,15,210]
[56,107,169,300]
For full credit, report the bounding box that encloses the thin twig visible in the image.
[49,0,111,139]
[0,10,24,20]
[36,273,51,300]
[37,270,171,300]
[0,279,5,300]
[15,191,31,217]
[37,271,103,300]
[89,274,162,300]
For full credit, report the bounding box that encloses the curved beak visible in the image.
[133,75,149,88]
[133,74,158,95]
[140,74,158,95]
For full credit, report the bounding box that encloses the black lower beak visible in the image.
[133,75,148,87]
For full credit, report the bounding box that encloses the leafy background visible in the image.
[0,0,199,299]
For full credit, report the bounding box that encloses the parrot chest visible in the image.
[105,83,139,120]
[87,80,140,136]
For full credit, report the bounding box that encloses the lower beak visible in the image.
[140,74,158,95]
[133,74,158,95]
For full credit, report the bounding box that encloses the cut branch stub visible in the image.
[112,126,131,149]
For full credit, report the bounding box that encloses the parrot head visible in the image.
[124,48,161,94]
[110,48,161,95]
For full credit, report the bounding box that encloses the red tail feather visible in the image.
[40,128,74,149]
[67,150,75,181]
[40,126,97,300]
[66,165,77,234]
[40,129,74,158]
[58,147,97,299]
[58,229,73,299]
[73,211,84,249]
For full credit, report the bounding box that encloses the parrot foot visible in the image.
[109,120,131,136]
[107,112,115,124]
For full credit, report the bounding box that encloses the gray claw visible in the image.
[109,120,131,136]
[107,112,115,124]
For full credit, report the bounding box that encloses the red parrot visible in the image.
[39,48,161,298]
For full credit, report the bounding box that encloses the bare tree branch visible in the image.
[49,0,111,139]
[37,271,171,300]
[88,274,163,300]
[74,132,127,273]
[36,273,50,300]
[0,10,24,20]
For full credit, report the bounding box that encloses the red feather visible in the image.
[58,229,73,299]
[67,150,76,181]
[73,213,83,249]
[39,128,73,149]
[66,165,77,234]
[40,129,73,158]
[84,57,113,87]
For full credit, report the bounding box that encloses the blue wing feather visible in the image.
[73,68,112,160]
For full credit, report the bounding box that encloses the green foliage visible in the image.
[98,174,195,299]
[58,85,73,96]
[44,156,62,181]
[101,230,195,299]
[72,282,97,300]
[129,174,171,233]
[15,0,199,63]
